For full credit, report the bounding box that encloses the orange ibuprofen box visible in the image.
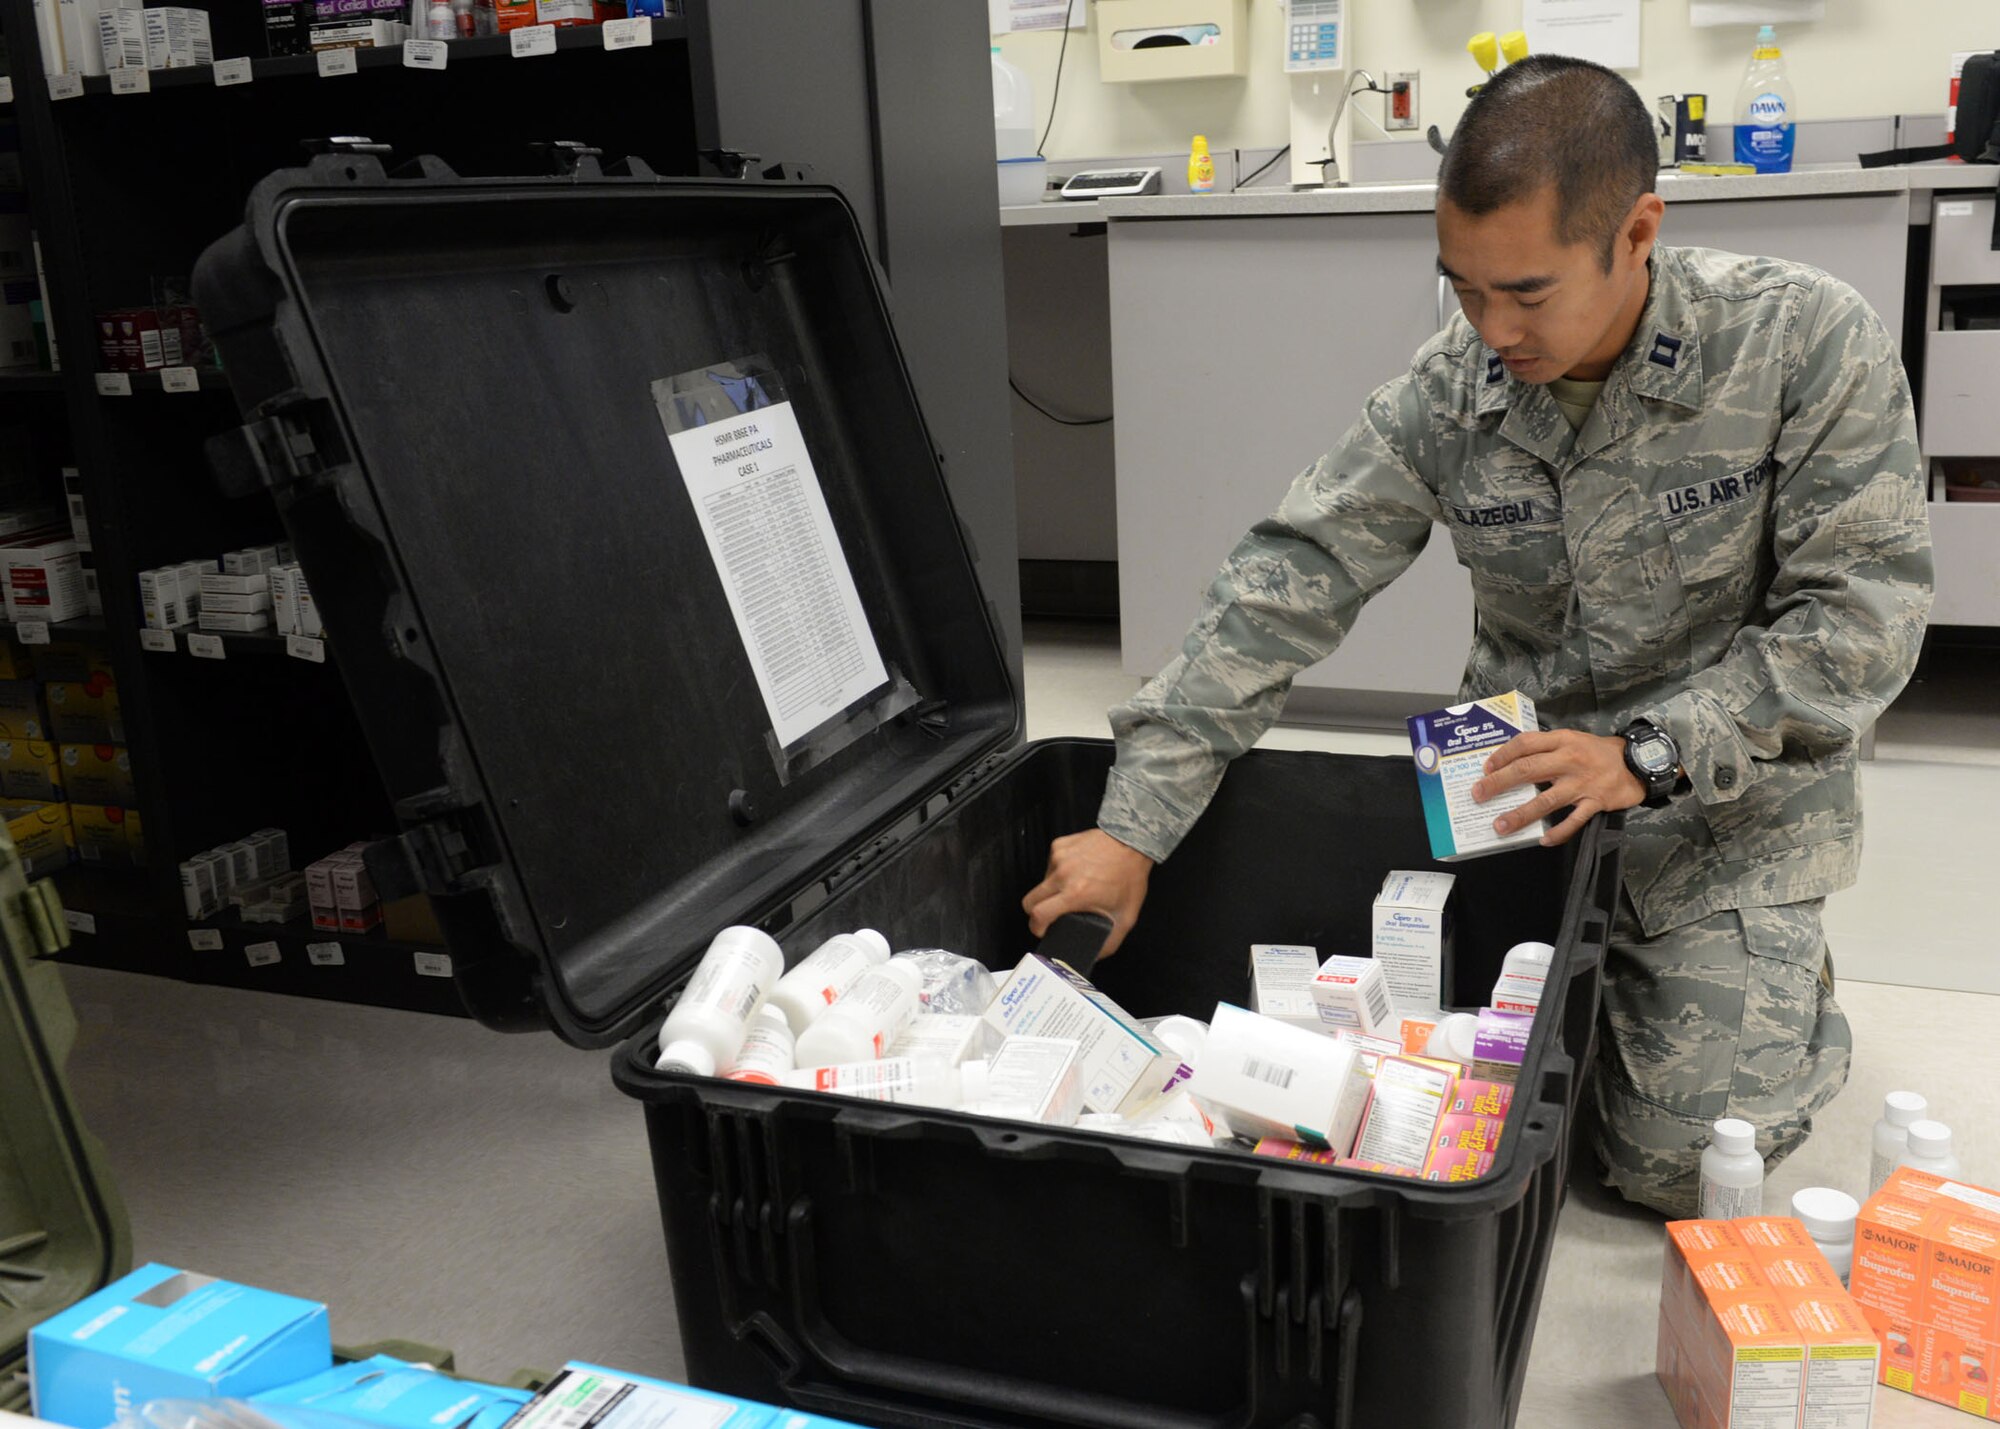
[1781,1290,1881,1428]
[1737,1217,1819,1255]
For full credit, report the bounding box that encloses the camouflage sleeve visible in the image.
[1642,275,1933,807]
[1097,376,1442,862]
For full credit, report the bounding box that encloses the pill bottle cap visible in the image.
[1712,1118,1756,1155]
[1503,941,1555,969]
[1791,1187,1860,1242]
[852,929,892,962]
[657,1039,716,1078]
[1908,1120,1953,1158]
[1884,1090,1927,1126]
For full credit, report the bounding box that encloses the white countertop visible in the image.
[1078,162,1995,221]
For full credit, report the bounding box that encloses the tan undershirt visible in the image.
[1548,374,1606,432]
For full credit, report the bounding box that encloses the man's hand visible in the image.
[1472,729,1645,847]
[1021,829,1154,959]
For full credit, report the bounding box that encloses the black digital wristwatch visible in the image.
[1620,720,1683,809]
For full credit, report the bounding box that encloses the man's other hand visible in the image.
[1473,729,1645,847]
[1021,829,1155,959]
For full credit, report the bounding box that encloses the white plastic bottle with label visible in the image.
[793,957,925,1068]
[1791,1186,1860,1284]
[723,1005,797,1085]
[1490,941,1555,1014]
[766,929,892,1034]
[1424,1012,1481,1067]
[1896,1120,1963,1179]
[782,1055,981,1107]
[655,926,784,1076]
[1698,1118,1764,1219]
[1870,1090,1928,1194]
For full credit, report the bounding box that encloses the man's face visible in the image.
[1436,184,1657,384]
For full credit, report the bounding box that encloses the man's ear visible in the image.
[1621,193,1666,268]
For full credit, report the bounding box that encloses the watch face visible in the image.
[1632,734,1677,776]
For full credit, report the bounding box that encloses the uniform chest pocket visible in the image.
[1657,457,1775,612]
[1443,497,1572,637]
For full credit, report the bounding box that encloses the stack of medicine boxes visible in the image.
[139,544,302,636]
[0,634,144,871]
[179,828,300,922]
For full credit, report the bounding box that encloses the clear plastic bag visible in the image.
[891,950,999,1016]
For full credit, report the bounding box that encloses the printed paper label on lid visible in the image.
[510,24,556,56]
[14,621,49,645]
[188,929,224,951]
[245,941,282,967]
[413,951,453,978]
[94,372,132,396]
[213,58,253,85]
[317,47,358,76]
[308,943,345,966]
[286,634,326,663]
[140,629,176,652]
[658,365,890,751]
[0,77,15,103]
[602,16,650,48]
[403,38,448,68]
[48,74,83,101]
[1939,201,1976,219]
[160,366,199,392]
[64,910,95,935]
[188,633,225,660]
[111,67,150,94]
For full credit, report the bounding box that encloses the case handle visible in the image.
[1035,910,1114,980]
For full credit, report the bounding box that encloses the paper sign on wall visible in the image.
[1688,0,1824,27]
[1522,0,1639,70]
[658,364,889,751]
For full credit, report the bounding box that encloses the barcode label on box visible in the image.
[511,25,556,56]
[188,633,225,659]
[601,16,650,49]
[111,68,150,94]
[64,910,96,935]
[404,38,448,68]
[95,372,132,396]
[317,48,358,76]
[48,74,83,101]
[213,57,253,85]
[286,634,326,663]
[308,943,345,967]
[188,929,223,951]
[1242,1056,1295,1090]
[140,629,176,652]
[413,951,453,978]
[1366,977,1392,1031]
[14,621,49,645]
[160,366,199,392]
[245,941,282,967]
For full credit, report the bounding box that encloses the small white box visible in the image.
[96,4,144,68]
[56,0,106,77]
[270,565,299,636]
[297,580,323,637]
[3,532,86,623]
[1309,955,1394,1038]
[1407,691,1546,861]
[142,6,200,67]
[196,610,273,633]
[176,562,205,617]
[968,1035,1085,1126]
[984,954,1178,1118]
[199,571,268,596]
[1373,870,1455,1016]
[1190,1002,1373,1150]
[179,857,221,918]
[248,828,290,880]
[199,591,272,616]
[309,17,403,48]
[1249,944,1325,1032]
[886,1014,989,1067]
[138,567,183,630]
[1351,1054,1455,1171]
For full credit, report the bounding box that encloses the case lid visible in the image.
[0,856,132,1375]
[194,157,1018,1049]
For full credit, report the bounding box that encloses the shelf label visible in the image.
[308,942,346,966]
[1940,200,1976,219]
[214,57,253,85]
[140,628,177,652]
[0,76,14,104]
[317,47,359,76]
[64,909,96,935]
[413,950,453,978]
[48,74,84,101]
[160,366,199,392]
[95,372,132,396]
[111,67,151,94]
[245,941,282,967]
[601,16,650,49]
[14,621,49,645]
[404,38,448,68]
[511,25,556,57]
[188,632,225,660]
[188,929,224,951]
[286,634,327,663]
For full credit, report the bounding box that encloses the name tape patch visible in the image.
[1449,498,1557,530]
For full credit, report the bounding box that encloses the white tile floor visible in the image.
[45,620,2000,1429]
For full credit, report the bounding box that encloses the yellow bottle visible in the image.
[1188,135,1215,193]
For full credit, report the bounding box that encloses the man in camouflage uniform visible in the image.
[1021,57,1932,1215]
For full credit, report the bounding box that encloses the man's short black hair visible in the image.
[1438,54,1659,269]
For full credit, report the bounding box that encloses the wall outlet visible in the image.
[1387,71,1419,131]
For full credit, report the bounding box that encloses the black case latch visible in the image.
[368,813,481,901]
[205,398,351,498]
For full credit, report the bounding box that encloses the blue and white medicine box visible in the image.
[1406,691,1545,862]
[28,1264,332,1429]
[253,1356,533,1429]
[509,1365,870,1429]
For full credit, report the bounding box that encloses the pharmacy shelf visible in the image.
[181,915,464,1015]
[136,627,322,658]
[0,615,111,643]
[93,368,232,394]
[0,371,67,394]
[71,19,687,96]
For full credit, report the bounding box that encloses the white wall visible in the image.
[996,0,1996,162]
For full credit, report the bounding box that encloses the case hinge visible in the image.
[205,398,351,498]
[368,815,480,901]
[18,878,69,958]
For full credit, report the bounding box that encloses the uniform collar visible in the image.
[1476,248,1706,463]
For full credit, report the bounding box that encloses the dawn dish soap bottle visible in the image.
[1734,25,1797,174]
